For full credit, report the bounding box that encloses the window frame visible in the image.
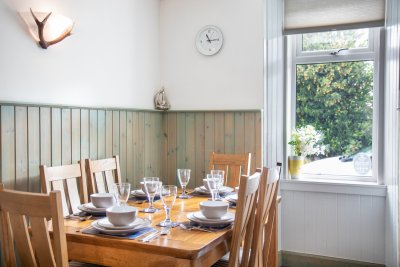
[286,27,382,183]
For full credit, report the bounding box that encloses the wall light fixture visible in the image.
[19,8,73,49]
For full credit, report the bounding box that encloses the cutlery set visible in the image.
[140,227,171,242]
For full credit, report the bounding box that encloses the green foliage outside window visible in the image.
[296,61,373,157]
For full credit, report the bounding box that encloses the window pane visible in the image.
[302,29,369,52]
[296,61,373,177]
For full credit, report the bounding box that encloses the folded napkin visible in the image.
[81,227,155,239]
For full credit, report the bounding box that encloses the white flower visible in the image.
[289,125,325,157]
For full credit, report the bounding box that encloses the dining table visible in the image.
[63,194,281,267]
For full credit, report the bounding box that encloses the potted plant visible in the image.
[288,125,326,179]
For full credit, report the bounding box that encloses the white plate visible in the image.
[97,217,149,230]
[77,204,107,215]
[199,186,234,193]
[187,212,234,226]
[131,189,168,197]
[91,219,151,234]
[192,211,234,223]
[225,194,238,203]
[82,203,107,212]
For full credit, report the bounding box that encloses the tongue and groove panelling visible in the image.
[0,104,261,191]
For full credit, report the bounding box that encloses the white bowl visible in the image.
[199,201,229,219]
[106,206,138,226]
[90,193,115,208]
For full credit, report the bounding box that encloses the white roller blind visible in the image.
[283,0,386,34]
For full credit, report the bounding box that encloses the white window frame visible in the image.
[286,28,383,183]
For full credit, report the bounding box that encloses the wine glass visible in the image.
[210,170,225,200]
[143,177,160,213]
[205,174,219,201]
[113,183,131,206]
[159,185,178,227]
[177,169,191,199]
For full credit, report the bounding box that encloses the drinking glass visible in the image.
[177,169,191,199]
[143,177,160,212]
[159,185,178,227]
[113,183,131,206]
[205,174,219,201]
[210,170,225,200]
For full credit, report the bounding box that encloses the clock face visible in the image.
[195,25,223,56]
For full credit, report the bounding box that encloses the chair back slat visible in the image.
[0,185,68,267]
[8,213,37,267]
[30,217,56,267]
[66,178,82,214]
[105,170,116,192]
[209,152,251,188]
[86,156,122,195]
[94,172,107,193]
[249,166,281,267]
[0,210,17,267]
[40,162,88,217]
[228,172,260,267]
[52,180,70,216]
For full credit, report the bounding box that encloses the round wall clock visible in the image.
[195,25,224,56]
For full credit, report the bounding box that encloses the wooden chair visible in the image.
[85,156,122,195]
[208,152,251,188]
[0,184,69,267]
[249,165,281,267]
[213,171,261,267]
[40,162,88,217]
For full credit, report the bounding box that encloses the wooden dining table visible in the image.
[64,194,233,267]
[63,194,281,267]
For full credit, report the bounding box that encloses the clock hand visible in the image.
[209,38,220,42]
[206,34,211,43]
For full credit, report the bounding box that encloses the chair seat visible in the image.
[69,261,105,267]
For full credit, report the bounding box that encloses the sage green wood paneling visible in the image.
[80,109,89,159]
[185,113,196,189]
[105,110,113,158]
[165,113,177,184]
[62,109,72,165]
[163,111,262,187]
[1,106,15,189]
[89,110,98,160]
[195,113,205,187]
[15,107,28,191]
[40,107,51,167]
[126,112,134,186]
[28,107,40,193]
[71,109,81,163]
[120,111,127,181]
[51,108,62,167]
[0,104,261,191]
[97,110,106,160]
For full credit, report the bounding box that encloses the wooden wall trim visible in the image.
[0,104,261,192]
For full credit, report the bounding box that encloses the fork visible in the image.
[179,223,214,233]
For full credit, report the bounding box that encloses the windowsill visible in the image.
[281,178,387,197]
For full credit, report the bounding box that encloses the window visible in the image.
[287,28,381,182]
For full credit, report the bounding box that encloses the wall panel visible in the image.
[162,111,261,184]
[281,189,386,264]
[0,104,261,191]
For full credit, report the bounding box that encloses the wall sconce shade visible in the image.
[19,9,73,49]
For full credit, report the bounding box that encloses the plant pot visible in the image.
[288,156,304,179]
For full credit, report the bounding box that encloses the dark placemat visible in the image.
[81,227,156,239]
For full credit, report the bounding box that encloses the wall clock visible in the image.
[195,25,224,56]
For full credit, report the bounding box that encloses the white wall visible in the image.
[159,0,264,110]
[0,0,160,109]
